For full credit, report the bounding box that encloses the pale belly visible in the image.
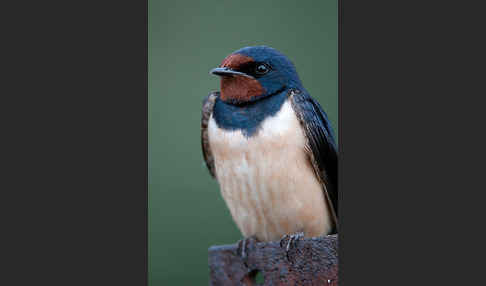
[208,101,333,241]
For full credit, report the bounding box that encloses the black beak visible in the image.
[209,67,254,79]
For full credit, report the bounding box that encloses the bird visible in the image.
[201,46,338,256]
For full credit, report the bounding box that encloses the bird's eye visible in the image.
[255,63,270,75]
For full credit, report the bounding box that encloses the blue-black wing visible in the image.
[289,89,338,228]
[201,92,218,178]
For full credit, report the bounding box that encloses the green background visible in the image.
[149,1,337,284]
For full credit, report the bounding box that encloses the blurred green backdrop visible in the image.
[149,0,337,284]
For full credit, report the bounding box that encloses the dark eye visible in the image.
[255,63,270,75]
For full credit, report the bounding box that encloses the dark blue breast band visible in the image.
[212,89,289,137]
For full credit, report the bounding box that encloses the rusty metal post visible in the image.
[209,235,338,285]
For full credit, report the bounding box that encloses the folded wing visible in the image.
[201,92,218,178]
[289,89,339,230]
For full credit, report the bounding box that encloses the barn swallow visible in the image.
[201,46,338,257]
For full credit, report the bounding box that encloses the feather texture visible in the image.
[289,89,338,231]
[201,92,218,178]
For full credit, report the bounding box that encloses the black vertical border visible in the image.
[339,0,481,285]
[338,0,343,284]
[2,1,148,285]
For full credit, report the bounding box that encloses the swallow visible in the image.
[201,46,338,256]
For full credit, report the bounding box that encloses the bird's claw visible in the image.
[236,236,258,267]
[280,231,304,262]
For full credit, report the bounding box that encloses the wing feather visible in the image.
[201,92,218,178]
[289,89,339,230]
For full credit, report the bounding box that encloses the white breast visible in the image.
[208,100,333,241]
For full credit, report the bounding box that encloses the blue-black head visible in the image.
[210,46,303,104]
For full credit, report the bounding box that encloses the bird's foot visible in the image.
[280,231,305,263]
[236,236,258,267]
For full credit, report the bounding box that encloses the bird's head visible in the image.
[210,46,302,104]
